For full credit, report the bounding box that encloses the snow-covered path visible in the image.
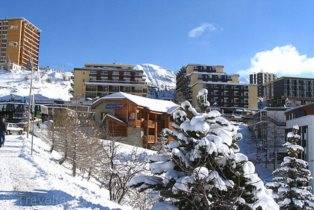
[0,135,42,207]
[238,124,273,181]
[0,134,127,210]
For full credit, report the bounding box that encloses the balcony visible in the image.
[89,79,146,84]
[144,135,156,144]
[144,120,155,128]
[129,119,142,127]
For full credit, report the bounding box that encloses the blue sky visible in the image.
[1,0,314,77]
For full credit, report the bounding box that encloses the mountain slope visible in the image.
[0,69,72,101]
[134,64,176,90]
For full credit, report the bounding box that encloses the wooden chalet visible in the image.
[92,92,178,147]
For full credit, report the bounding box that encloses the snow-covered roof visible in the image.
[93,92,178,114]
[103,113,127,125]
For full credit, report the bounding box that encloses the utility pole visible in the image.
[26,58,35,155]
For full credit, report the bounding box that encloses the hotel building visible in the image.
[264,77,314,107]
[0,18,40,70]
[73,64,148,100]
[249,72,276,97]
[176,64,258,111]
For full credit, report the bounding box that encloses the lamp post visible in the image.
[26,58,35,155]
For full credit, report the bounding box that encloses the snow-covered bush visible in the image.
[267,125,314,209]
[130,89,278,209]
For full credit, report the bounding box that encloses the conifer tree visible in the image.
[267,125,314,209]
[130,89,278,210]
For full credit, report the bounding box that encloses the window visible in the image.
[9,25,19,30]
[86,85,96,91]
[8,41,18,48]
[119,71,124,81]
[108,71,113,80]
[130,71,135,81]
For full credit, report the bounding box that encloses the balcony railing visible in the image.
[144,120,155,128]
[129,119,142,127]
[89,79,146,84]
[144,135,156,144]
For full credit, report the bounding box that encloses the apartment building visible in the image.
[249,72,276,97]
[0,18,40,70]
[73,64,148,100]
[264,77,314,107]
[176,64,258,111]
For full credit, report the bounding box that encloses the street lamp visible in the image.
[26,58,35,155]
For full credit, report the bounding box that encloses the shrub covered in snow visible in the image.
[267,125,314,209]
[130,89,278,210]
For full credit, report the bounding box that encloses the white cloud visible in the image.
[239,44,314,81]
[188,23,217,38]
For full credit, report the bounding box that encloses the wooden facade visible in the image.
[92,96,175,148]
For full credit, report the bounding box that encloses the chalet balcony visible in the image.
[144,120,155,128]
[144,135,156,144]
[129,119,142,127]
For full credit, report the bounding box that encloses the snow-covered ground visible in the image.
[134,64,176,90]
[0,69,72,101]
[0,134,129,210]
[238,123,273,181]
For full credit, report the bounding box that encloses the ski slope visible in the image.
[0,69,72,101]
[134,64,176,90]
[0,134,129,210]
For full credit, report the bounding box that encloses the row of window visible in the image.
[198,74,232,82]
[285,80,314,85]
[90,70,143,76]
[206,84,249,90]
[192,65,220,73]
[86,85,146,93]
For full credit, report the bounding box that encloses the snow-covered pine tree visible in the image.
[130,89,278,210]
[267,125,314,209]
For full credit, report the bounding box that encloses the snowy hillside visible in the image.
[134,64,176,90]
[0,134,129,210]
[0,69,72,101]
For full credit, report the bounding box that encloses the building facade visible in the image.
[176,64,258,110]
[73,64,148,100]
[0,18,40,70]
[249,107,288,171]
[264,77,314,107]
[92,92,178,148]
[285,103,314,191]
[249,72,276,97]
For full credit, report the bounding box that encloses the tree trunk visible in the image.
[59,137,68,164]
[87,167,92,180]
[72,143,77,176]
[49,128,55,153]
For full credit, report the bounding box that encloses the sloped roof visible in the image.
[103,114,127,125]
[93,92,178,114]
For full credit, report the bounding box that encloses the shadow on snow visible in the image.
[0,189,117,209]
